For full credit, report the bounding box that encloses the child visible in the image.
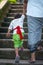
[6,14,25,63]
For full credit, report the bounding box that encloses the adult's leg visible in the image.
[27,16,42,62]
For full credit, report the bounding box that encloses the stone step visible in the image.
[6,15,26,19]
[0,59,43,65]
[8,9,23,13]
[1,26,43,33]
[10,8,23,11]
[0,27,28,33]
[10,4,23,6]
[0,39,27,48]
[6,13,22,17]
[9,9,23,11]
[4,17,13,22]
[0,48,43,59]
[10,4,23,8]
[0,32,43,39]
[0,33,28,39]
[4,16,27,22]
[6,17,14,19]
[0,48,28,51]
[0,48,43,51]
[0,39,43,48]
[10,5,23,9]
[10,3,23,6]
[1,22,27,27]
[0,39,27,41]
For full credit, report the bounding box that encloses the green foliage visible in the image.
[0,0,2,2]
[8,0,17,4]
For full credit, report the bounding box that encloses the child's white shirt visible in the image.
[8,15,25,34]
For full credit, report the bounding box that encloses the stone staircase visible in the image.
[0,3,43,65]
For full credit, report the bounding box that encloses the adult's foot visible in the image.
[37,46,43,51]
[29,59,36,63]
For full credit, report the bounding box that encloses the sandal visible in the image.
[29,59,36,63]
[37,46,43,51]
[29,60,35,63]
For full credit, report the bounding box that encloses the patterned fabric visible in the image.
[27,15,43,52]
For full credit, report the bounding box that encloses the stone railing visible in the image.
[0,0,9,20]
[0,0,8,9]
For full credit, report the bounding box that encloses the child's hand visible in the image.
[6,33,10,38]
[6,29,11,38]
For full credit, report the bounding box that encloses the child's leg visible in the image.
[15,47,19,57]
[19,39,24,51]
[15,47,20,63]
[13,34,20,55]
[13,34,20,63]
[19,32,24,51]
[14,39,20,63]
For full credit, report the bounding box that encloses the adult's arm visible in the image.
[23,0,28,15]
